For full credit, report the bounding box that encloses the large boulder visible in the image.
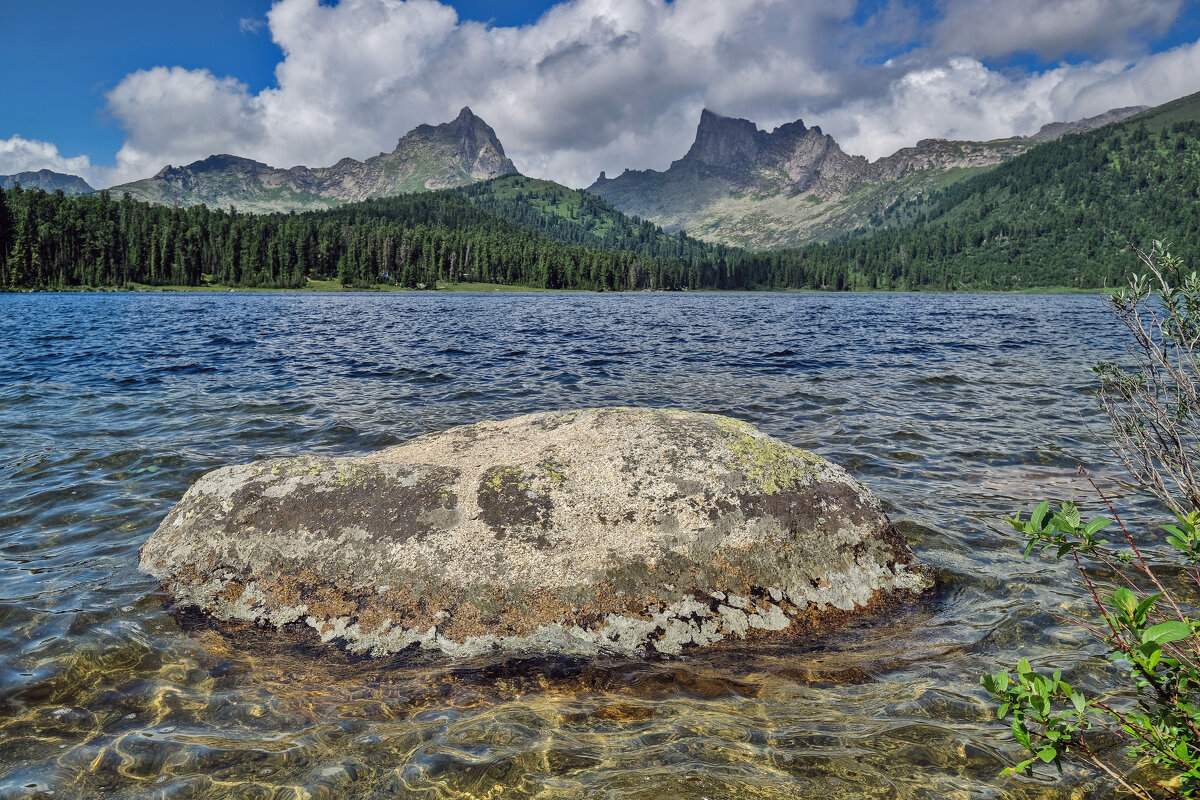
[140,408,929,657]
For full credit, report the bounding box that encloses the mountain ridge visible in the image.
[587,105,1147,248]
[0,169,94,195]
[110,107,518,213]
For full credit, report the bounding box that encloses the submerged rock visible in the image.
[140,408,930,657]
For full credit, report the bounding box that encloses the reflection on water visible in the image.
[0,291,1160,798]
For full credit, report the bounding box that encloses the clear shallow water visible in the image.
[0,291,1165,799]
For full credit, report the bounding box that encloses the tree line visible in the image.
[0,184,868,292]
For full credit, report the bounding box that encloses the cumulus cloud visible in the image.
[933,0,1182,60]
[0,136,95,183]
[85,0,1200,188]
[824,38,1200,159]
[106,67,265,182]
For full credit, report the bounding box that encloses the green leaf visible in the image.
[1136,641,1162,660]
[1113,587,1138,619]
[1012,719,1032,749]
[1083,517,1113,536]
[1037,746,1058,763]
[1017,657,1032,677]
[1134,593,1161,622]
[1030,501,1049,531]
[1143,621,1192,644]
[1071,691,1086,714]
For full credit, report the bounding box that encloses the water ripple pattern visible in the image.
[0,291,1149,798]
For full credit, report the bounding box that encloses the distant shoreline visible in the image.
[2,279,1107,296]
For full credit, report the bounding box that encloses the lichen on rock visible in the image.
[140,408,931,657]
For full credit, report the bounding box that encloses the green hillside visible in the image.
[795,92,1200,290]
[456,175,726,263]
[1128,90,1200,132]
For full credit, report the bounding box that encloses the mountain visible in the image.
[0,169,93,194]
[794,90,1200,291]
[587,106,1146,249]
[1026,106,1148,141]
[109,107,518,213]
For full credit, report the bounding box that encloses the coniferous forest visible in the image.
[1,114,1197,292]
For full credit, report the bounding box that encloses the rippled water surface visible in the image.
[0,291,1166,798]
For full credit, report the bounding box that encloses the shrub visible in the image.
[982,244,1200,799]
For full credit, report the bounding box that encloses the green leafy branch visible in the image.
[985,493,1200,797]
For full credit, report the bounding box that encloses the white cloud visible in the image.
[78,0,1200,189]
[933,0,1182,60]
[0,136,95,183]
[104,67,265,184]
[822,38,1200,160]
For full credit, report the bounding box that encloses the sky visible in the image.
[2,0,1200,190]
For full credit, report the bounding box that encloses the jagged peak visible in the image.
[193,154,270,171]
[696,108,759,133]
[686,109,765,165]
[699,108,731,122]
[685,109,834,168]
[403,107,503,147]
[770,119,810,138]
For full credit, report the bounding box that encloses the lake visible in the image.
[0,291,1159,798]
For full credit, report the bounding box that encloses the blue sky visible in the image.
[0,1,559,159]
[3,0,1200,189]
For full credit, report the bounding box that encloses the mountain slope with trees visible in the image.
[792,92,1200,291]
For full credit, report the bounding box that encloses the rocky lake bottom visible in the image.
[0,290,1171,798]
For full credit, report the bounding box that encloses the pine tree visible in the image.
[0,190,11,287]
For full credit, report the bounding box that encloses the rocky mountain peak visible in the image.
[111,108,521,212]
[397,106,516,177]
[197,154,268,172]
[770,118,812,140]
[684,109,767,166]
[0,169,94,195]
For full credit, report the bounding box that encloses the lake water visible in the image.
[0,291,1165,798]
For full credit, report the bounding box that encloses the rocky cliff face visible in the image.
[110,107,519,213]
[588,105,1148,249]
[0,169,94,195]
[679,110,873,197]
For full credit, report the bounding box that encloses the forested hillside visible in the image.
[0,185,766,291]
[795,100,1200,290]
[456,175,724,263]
